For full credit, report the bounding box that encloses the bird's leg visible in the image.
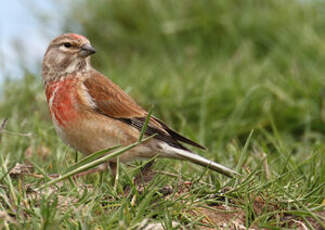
[133,160,156,186]
[109,161,117,178]
[74,151,79,163]
[123,160,157,195]
[124,159,173,195]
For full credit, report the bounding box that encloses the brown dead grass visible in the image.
[167,181,325,229]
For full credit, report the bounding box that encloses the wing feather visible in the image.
[83,71,206,151]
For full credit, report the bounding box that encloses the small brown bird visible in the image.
[42,33,238,178]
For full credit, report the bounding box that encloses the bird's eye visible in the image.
[63,42,72,48]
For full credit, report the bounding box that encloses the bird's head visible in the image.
[42,33,96,83]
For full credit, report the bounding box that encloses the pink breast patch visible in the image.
[46,79,79,127]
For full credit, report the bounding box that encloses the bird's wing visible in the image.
[83,71,206,150]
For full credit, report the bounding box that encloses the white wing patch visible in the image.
[80,82,97,109]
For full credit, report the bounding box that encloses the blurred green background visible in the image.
[2,0,325,149]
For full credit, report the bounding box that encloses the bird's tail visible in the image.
[159,143,240,178]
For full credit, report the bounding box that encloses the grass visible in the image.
[0,0,325,229]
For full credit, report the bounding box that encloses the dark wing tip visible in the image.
[153,117,207,150]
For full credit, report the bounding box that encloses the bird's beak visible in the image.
[80,44,96,57]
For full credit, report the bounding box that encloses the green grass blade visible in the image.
[63,144,121,174]
[138,108,153,142]
[236,129,254,172]
[35,134,156,191]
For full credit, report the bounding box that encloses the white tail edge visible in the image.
[160,143,240,178]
